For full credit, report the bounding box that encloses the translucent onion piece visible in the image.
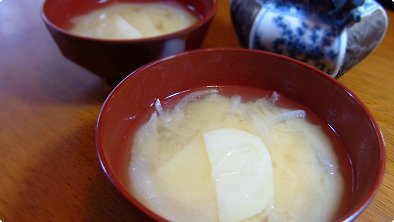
[270,91,280,104]
[230,95,241,112]
[315,151,338,175]
[155,99,173,122]
[251,114,274,149]
[175,88,219,112]
[270,110,306,124]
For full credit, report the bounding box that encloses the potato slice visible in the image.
[154,138,218,221]
[72,13,143,39]
[203,128,274,222]
[105,14,143,39]
[120,10,161,37]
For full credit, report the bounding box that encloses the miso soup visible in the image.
[69,2,198,39]
[127,86,352,222]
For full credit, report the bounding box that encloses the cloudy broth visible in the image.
[120,86,353,222]
[69,2,198,39]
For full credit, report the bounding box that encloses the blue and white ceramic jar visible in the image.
[231,0,388,78]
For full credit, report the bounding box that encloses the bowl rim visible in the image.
[95,47,386,222]
[41,0,218,43]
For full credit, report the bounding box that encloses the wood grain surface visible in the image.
[0,0,393,221]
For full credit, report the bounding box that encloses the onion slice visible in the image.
[175,88,219,112]
[270,110,306,124]
[230,95,241,112]
[155,99,172,122]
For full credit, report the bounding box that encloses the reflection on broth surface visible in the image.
[128,86,352,222]
[69,2,198,39]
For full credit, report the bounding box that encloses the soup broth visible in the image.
[127,86,352,222]
[69,2,198,39]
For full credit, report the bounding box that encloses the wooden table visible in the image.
[0,1,393,221]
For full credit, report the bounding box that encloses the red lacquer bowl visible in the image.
[42,0,217,84]
[96,48,385,221]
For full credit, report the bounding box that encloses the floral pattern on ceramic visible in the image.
[249,4,346,76]
[231,0,388,78]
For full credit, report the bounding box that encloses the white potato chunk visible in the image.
[153,138,218,221]
[203,128,274,222]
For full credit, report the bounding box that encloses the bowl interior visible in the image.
[96,48,385,221]
[43,0,216,36]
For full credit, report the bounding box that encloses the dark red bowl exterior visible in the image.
[42,0,217,84]
[96,48,385,221]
